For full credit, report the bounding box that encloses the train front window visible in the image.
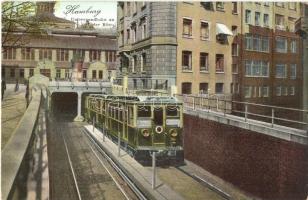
[138,106,151,118]
[153,107,163,125]
[166,106,179,117]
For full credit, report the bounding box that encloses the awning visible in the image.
[216,23,233,36]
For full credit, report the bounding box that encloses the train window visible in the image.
[138,106,151,117]
[153,107,163,125]
[166,106,179,117]
[128,106,134,125]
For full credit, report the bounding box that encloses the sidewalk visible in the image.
[1,84,27,150]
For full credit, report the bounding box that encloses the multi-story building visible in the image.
[116,2,240,95]
[176,2,241,95]
[2,2,117,83]
[117,2,177,93]
[239,2,302,111]
[295,3,308,122]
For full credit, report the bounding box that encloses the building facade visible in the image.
[117,2,240,95]
[2,2,117,83]
[117,2,177,93]
[176,2,241,95]
[239,2,302,111]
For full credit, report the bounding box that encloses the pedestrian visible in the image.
[2,79,6,100]
[14,79,19,92]
[25,83,29,107]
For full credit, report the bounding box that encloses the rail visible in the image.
[174,94,308,131]
[82,129,148,200]
[1,86,43,199]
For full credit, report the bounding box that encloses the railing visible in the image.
[2,86,43,199]
[174,94,308,131]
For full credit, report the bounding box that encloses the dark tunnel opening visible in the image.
[51,92,77,121]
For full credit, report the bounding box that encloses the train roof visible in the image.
[88,94,181,103]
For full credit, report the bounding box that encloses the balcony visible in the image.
[295,17,308,33]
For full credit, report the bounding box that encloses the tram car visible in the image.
[84,94,184,165]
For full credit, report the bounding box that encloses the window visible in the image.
[245,10,251,24]
[245,60,269,77]
[244,86,252,98]
[288,2,296,10]
[282,86,288,96]
[290,86,295,95]
[264,14,269,27]
[275,87,282,96]
[83,70,87,79]
[19,69,24,78]
[126,29,130,44]
[10,69,15,77]
[232,64,238,74]
[262,86,269,97]
[39,49,52,60]
[182,51,192,71]
[3,48,16,60]
[232,43,238,56]
[290,64,296,79]
[216,2,224,10]
[255,12,261,26]
[120,30,124,45]
[200,52,209,72]
[142,22,146,39]
[21,48,35,60]
[245,34,269,52]
[275,14,285,30]
[215,83,224,94]
[276,37,287,53]
[290,40,297,53]
[276,64,287,78]
[92,70,97,79]
[232,26,237,35]
[141,53,146,72]
[264,2,270,6]
[216,54,224,72]
[106,51,116,62]
[56,69,61,78]
[56,49,69,61]
[201,2,214,10]
[275,2,284,7]
[200,21,209,40]
[183,18,192,37]
[132,24,137,42]
[99,70,103,79]
[89,50,101,62]
[182,82,192,94]
[29,69,34,77]
[73,49,85,60]
[65,69,70,78]
[199,83,208,94]
[232,2,238,14]
[288,17,296,32]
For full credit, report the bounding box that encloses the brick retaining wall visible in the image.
[183,114,308,200]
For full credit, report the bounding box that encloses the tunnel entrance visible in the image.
[51,92,77,121]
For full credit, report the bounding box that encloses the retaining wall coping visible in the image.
[185,108,308,145]
[1,87,42,200]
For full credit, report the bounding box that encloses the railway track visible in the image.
[50,116,145,200]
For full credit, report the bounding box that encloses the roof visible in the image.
[5,35,117,50]
[88,95,181,104]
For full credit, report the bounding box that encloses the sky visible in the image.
[54,1,117,29]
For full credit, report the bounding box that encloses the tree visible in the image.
[2,1,45,49]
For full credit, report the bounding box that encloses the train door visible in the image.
[152,106,166,146]
[121,105,128,141]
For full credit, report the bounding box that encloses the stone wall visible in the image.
[183,113,308,200]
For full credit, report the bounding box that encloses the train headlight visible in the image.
[155,126,163,134]
[169,129,178,137]
[142,129,150,137]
